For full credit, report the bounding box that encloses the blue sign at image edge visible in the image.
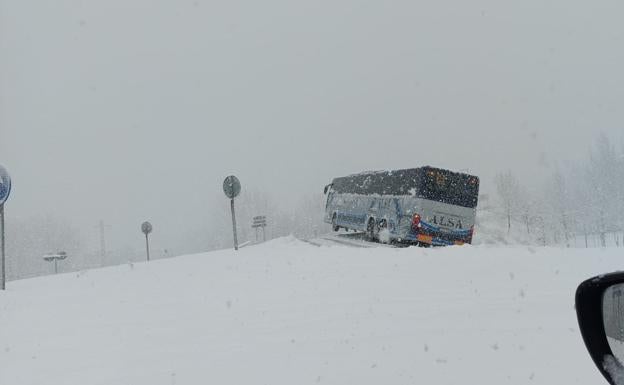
[0,166,11,204]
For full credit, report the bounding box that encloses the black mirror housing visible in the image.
[576,272,624,385]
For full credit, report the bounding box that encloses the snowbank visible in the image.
[0,239,619,385]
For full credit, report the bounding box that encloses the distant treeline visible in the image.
[487,134,624,247]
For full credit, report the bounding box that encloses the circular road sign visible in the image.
[0,165,11,205]
[223,175,241,199]
[141,221,153,235]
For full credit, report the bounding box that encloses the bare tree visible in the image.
[494,171,523,233]
[549,168,571,247]
[586,134,619,247]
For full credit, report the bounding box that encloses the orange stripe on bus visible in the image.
[417,234,433,244]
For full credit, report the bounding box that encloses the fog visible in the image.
[1,1,623,262]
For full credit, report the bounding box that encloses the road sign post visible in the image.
[0,204,5,288]
[252,216,267,242]
[43,252,67,274]
[223,176,241,251]
[141,221,153,261]
[230,199,238,250]
[0,165,12,290]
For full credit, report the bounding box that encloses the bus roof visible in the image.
[330,167,479,199]
[339,166,478,181]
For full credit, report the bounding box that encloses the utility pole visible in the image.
[99,220,106,257]
[96,220,111,265]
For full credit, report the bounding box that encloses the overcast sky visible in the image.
[1,0,623,254]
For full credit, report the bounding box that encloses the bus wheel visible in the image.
[332,213,339,232]
[377,219,389,243]
[367,218,376,241]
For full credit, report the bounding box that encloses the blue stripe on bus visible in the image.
[335,211,470,242]
[419,220,471,236]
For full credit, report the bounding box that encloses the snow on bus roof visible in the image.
[343,166,477,179]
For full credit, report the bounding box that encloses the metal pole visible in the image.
[263,225,266,242]
[54,259,58,274]
[1,204,5,290]
[99,220,106,257]
[145,233,150,262]
[230,198,238,250]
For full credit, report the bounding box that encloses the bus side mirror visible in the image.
[576,272,624,384]
[324,185,329,195]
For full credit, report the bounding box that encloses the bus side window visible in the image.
[392,198,400,215]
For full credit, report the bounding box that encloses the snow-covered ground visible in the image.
[0,237,620,385]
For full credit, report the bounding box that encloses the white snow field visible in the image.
[0,237,622,385]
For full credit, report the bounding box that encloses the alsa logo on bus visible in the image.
[431,215,463,229]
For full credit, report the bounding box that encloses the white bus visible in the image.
[323,167,479,246]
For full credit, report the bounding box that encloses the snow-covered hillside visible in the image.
[0,237,620,385]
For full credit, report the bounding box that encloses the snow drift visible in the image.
[0,237,619,385]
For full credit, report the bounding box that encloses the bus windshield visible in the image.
[417,168,479,208]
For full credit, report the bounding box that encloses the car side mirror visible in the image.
[576,272,624,384]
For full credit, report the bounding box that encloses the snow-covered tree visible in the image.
[494,171,524,233]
